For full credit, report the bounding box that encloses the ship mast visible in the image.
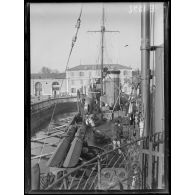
[141,3,151,137]
[88,5,119,96]
[100,7,105,96]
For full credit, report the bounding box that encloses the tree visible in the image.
[40,67,60,74]
[40,66,52,74]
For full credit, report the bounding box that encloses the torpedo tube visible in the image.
[47,125,77,167]
[63,125,86,168]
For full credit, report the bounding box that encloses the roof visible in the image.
[31,73,66,79]
[67,64,132,71]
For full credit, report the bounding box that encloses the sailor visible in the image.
[105,103,109,111]
[85,115,90,126]
[84,101,89,114]
[139,119,144,138]
[85,115,95,128]
[133,130,137,140]
[88,115,95,128]
[124,102,129,116]
[130,113,134,126]
[112,120,122,154]
[118,120,124,144]
[135,115,138,126]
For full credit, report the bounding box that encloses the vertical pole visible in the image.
[158,143,163,188]
[141,3,151,137]
[63,173,68,190]
[97,155,101,190]
[127,149,131,189]
[147,142,153,188]
[33,79,34,96]
[164,2,169,191]
[66,71,69,95]
[101,7,105,96]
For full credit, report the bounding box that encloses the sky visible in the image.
[30,3,164,73]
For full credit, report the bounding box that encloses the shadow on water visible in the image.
[31,102,77,137]
[31,111,77,173]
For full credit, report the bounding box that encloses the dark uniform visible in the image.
[112,121,123,154]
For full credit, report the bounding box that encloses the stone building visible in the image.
[31,73,67,99]
[31,64,133,100]
[66,64,133,96]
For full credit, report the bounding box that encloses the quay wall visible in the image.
[31,102,77,136]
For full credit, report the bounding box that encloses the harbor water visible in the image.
[31,111,77,173]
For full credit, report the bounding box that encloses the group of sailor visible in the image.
[111,98,144,154]
[82,92,145,154]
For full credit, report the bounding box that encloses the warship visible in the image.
[30,3,167,191]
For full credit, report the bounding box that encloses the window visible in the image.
[79,72,84,76]
[71,88,76,93]
[71,72,74,76]
[52,81,59,85]
[71,80,75,85]
[35,82,42,96]
[123,70,128,76]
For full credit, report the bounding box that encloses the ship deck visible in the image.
[85,110,139,151]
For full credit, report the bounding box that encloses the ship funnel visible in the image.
[103,70,120,108]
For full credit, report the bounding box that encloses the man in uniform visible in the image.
[112,120,123,154]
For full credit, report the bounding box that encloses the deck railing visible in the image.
[38,132,164,191]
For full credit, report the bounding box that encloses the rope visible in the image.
[37,5,83,164]
[66,5,83,71]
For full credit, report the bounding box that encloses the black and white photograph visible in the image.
[25,1,170,193]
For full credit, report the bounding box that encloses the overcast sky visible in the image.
[30,3,164,73]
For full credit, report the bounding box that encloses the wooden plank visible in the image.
[147,142,153,189]
[31,131,65,142]
[31,152,53,160]
[47,128,66,135]
[31,142,59,149]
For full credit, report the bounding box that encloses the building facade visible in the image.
[31,73,67,100]
[66,64,133,96]
[30,64,133,101]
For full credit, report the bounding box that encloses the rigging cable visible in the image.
[66,6,83,71]
[37,5,83,164]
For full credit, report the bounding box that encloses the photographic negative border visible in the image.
[24,0,171,194]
